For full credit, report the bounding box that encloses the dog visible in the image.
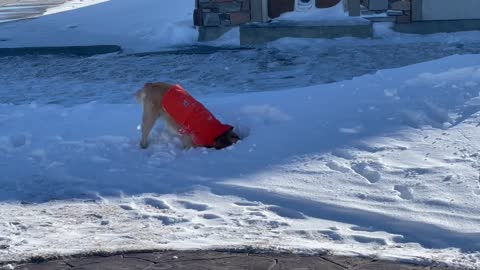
[135,82,240,150]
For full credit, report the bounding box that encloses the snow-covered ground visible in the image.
[0,0,197,52]
[1,54,480,268]
[2,26,480,106]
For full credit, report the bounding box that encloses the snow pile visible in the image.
[0,0,197,52]
[276,1,358,22]
[1,55,480,268]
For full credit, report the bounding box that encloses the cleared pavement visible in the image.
[13,251,458,270]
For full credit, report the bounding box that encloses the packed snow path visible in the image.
[1,38,480,106]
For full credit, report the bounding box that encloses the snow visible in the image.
[0,0,197,52]
[1,0,480,268]
[276,1,354,22]
[1,54,480,268]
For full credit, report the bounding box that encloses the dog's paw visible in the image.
[140,141,149,149]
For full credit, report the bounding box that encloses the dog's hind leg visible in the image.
[181,135,194,149]
[161,115,193,149]
[140,102,158,149]
[135,88,146,103]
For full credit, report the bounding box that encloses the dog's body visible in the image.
[136,82,239,149]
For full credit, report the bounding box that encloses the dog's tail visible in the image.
[136,83,154,103]
[135,88,146,104]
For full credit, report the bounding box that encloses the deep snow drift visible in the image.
[1,55,480,268]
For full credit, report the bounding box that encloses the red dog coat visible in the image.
[162,84,233,147]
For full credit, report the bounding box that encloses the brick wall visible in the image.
[194,0,251,26]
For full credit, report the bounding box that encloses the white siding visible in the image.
[421,0,480,21]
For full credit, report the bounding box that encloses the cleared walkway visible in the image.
[13,251,458,270]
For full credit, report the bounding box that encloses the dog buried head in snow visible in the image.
[135,82,240,150]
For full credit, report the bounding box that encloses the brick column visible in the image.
[194,0,251,27]
[347,0,361,16]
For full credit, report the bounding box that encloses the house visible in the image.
[195,0,480,26]
[387,0,480,33]
[194,0,343,27]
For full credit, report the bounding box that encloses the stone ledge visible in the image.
[240,19,373,45]
[394,19,480,34]
[198,26,236,42]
